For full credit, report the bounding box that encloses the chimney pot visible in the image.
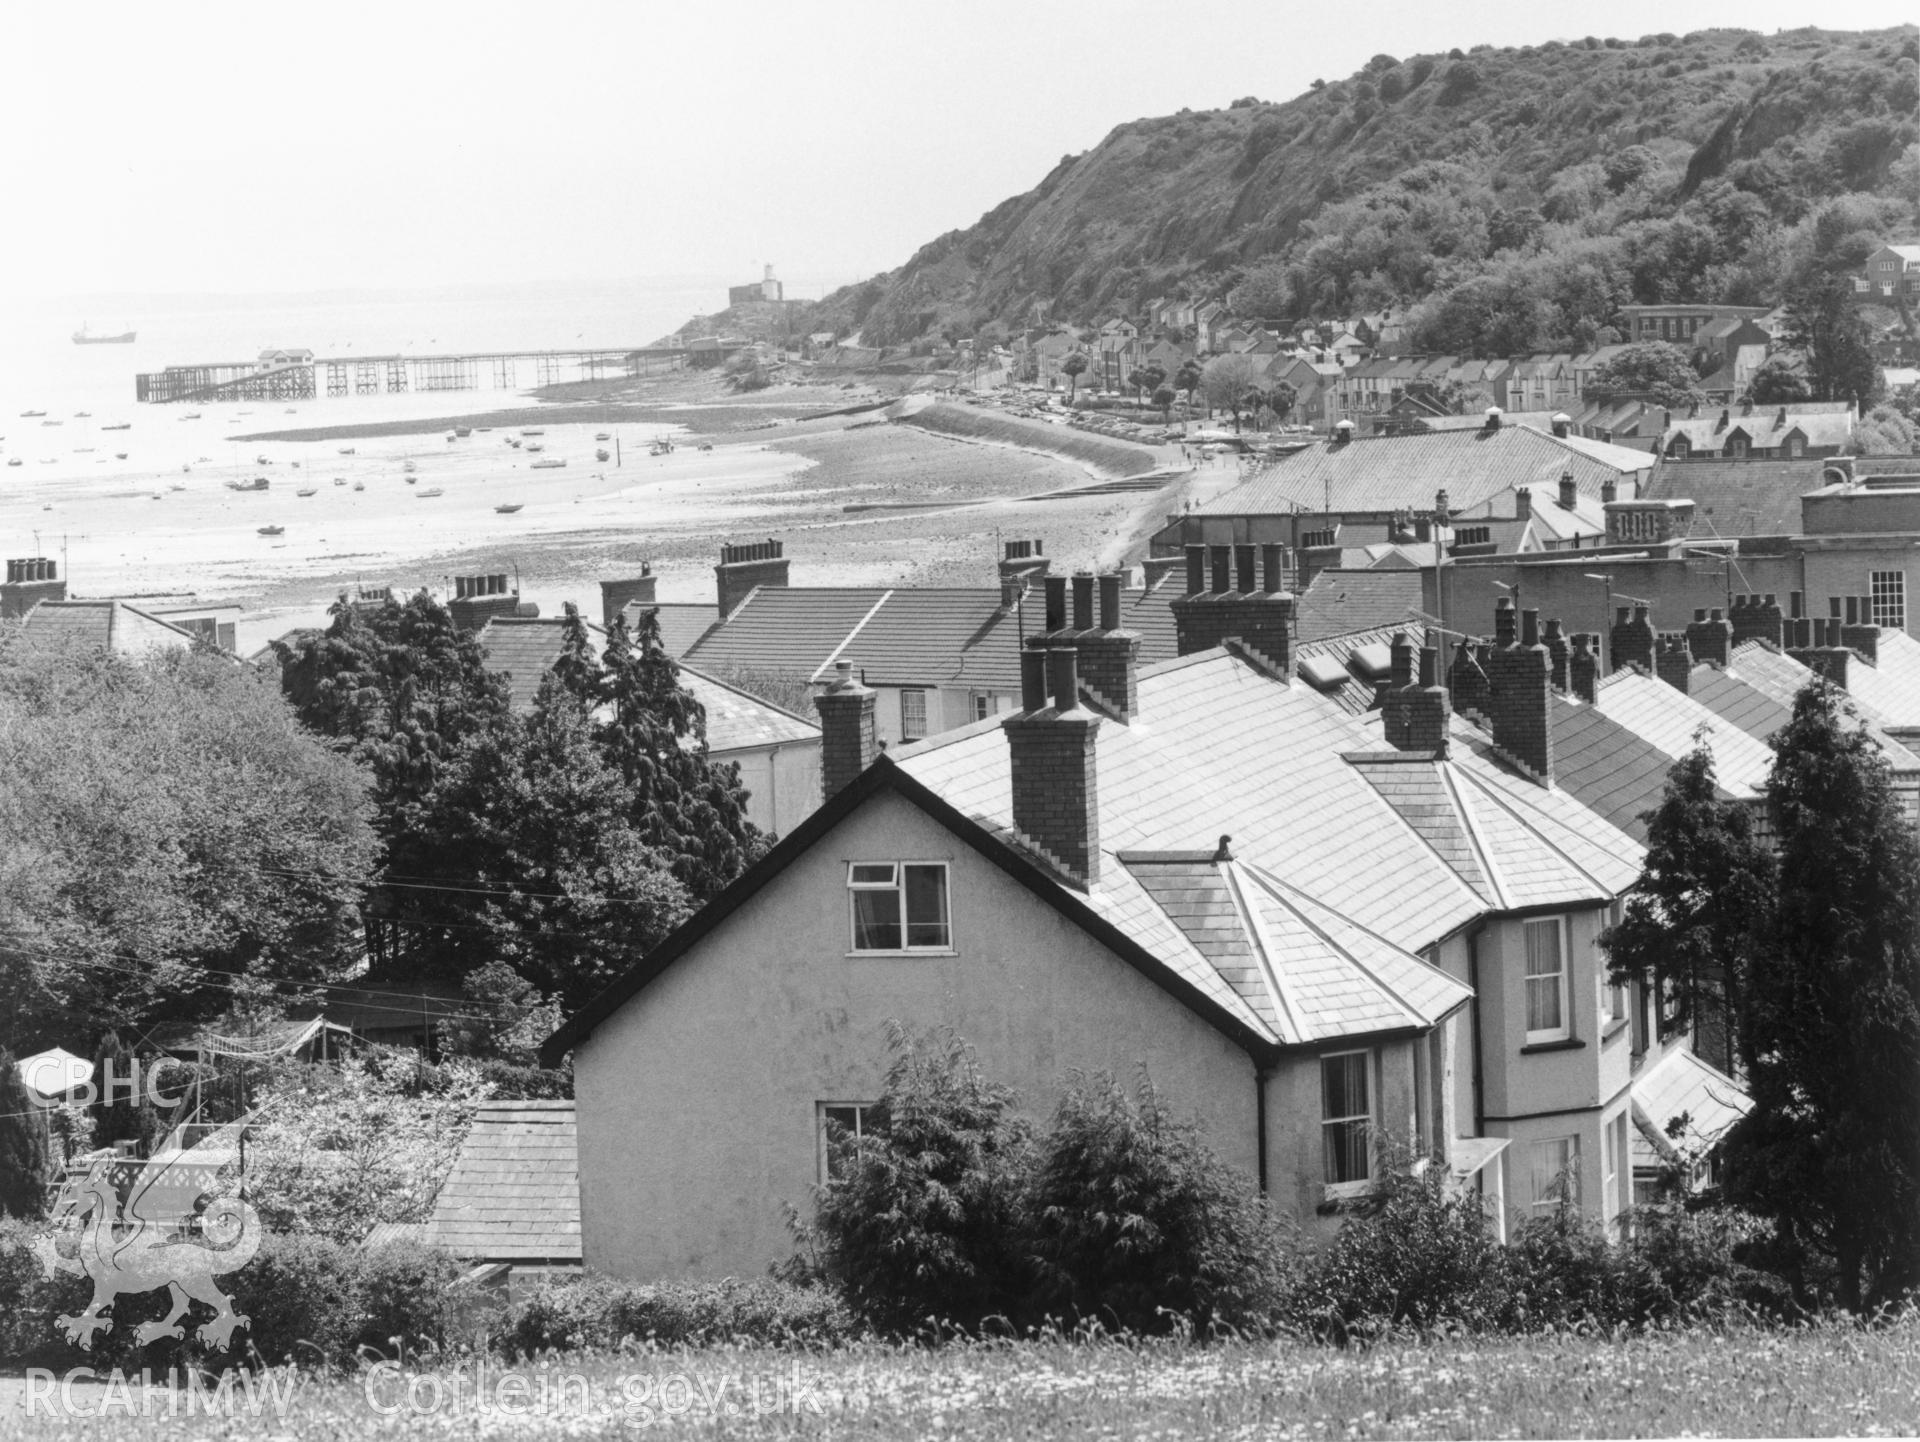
[1601,479,1618,504]
[1234,544,1256,596]
[815,659,878,802]
[1209,546,1232,596]
[1515,486,1532,520]
[1390,631,1415,689]
[1521,608,1541,649]
[1072,572,1095,632]
[1098,573,1121,631]
[1019,648,1048,711]
[1047,646,1079,711]
[1558,472,1576,510]
[1044,575,1067,631]
[1184,545,1206,595]
[1260,543,1283,594]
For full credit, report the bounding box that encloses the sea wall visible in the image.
[890,401,1158,480]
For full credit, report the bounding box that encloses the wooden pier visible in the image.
[135,345,696,404]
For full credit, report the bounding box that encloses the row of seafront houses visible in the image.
[15,419,1920,1283]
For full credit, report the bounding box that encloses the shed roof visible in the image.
[428,1100,580,1263]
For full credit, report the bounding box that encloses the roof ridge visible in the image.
[813,590,894,683]
[1238,868,1422,1031]
[1449,761,1617,898]
[1221,860,1311,1044]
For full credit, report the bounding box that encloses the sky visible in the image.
[2,0,1914,303]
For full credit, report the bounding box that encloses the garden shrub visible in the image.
[1025,1071,1296,1334]
[497,1276,854,1356]
[810,1026,1033,1334]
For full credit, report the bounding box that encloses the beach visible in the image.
[1,368,1210,653]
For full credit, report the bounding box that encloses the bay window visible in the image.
[1524,916,1570,1044]
[1321,1050,1373,1194]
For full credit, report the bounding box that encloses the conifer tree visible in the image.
[0,1049,48,1218]
[1600,740,1775,1073]
[1724,683,1920,1311]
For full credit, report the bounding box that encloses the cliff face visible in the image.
[814,25,1917,348]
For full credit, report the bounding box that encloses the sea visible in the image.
[0,276,834,649]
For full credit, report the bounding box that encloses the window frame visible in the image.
[1530,1134,1582,1215]
[1871,570,1906,630]
[1523,915,1572,1045]
[847,860,953,955]
[899,688,929,742]
[970,692,997,723]
[817,1101,882,1184]
[1320,1048,1375,1198]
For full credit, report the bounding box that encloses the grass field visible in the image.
[8,1318,1915,1438]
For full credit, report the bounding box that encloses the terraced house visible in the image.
[546,550,1745,1281]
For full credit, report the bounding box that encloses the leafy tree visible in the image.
[1060,352,1089,402]
[1267,378,1298,424]
[1600,742,1775,1075]
[1139,361,1168,401]
[0,1050,48,1218]
[1783,276,1882,411]
[1724,683,1920,1312]
[1229,261,1293,321]
[1589,341,1705,408]
[1126,368,1148,404]
[1852,404,1919,457]
[1201,353,1264,429]
[399,676,694,1008]
[0,637,378,1037]
[89,1030,156,1153]
[440,960,563,1066]
[1175,358,1204,410]
[1152,384,1178,422]
[1745,357,1813,405]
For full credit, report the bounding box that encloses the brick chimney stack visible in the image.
[599,563,656,629]
[1385,636,1451,753]
[1449,637,1491,727]
[1570,633,1599,704]
[1789,631,1852,688]
[814,659,877,803]
[1557,471,1577,511]
[1005,647,1103,888]
[1685,608,1734,668]
[1729,594,1784,650]
[1544,618,1570,692]
[1487,603,1553,784]
[1170,543,1293,678]
[1655,635,1694,693]
[1,557,65,619]
[1515,486,1532,521]
[1073,573,1141,722]
[1609,603,1657,673]
[448,573,520,633]
[715,538,789,620]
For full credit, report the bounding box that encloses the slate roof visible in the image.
[1832,631,1920,730]
[1540,694,1702,841]
[1697,644,1920,774]
[627,602,720,657]
[477,616,818,752]
[1195,425,1653,520]
[1640,457,1833,536]
[428,1100,580,1263]
[1593,670,1778,796]
[19,600,198,655]
[1661,408,1855,455]
[683,585,1181,693]
[1292,625,1403,715]
[1295,569,1424,644]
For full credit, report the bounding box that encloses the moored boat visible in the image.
[530,458,567,469]
[297,487,317,497]
[594,432,611,441]
[257,525,284,536]
[595,448,610,462]
[494,503,523,514]
[416,487,444,498]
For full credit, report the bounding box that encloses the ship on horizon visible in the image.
[72,323,136,345]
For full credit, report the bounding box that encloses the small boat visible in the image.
[595,448,610,462]
[339,446,356,455]
[446,432,458,443]
[333,477,346,486]
[530,458,567,470]
[594,432,611,441]
[526,442,544,453]
[225,477,270,492]
[103,422,131,431]
[508,438,522,449]
[697,442,713,452]
[19,409,45,417]
[416,487,444,498]
[649,439,673,456]
[152,493,163,500]
[520,428,544,436]
[257,525,284,536]
[454,426,471,437]
[403,460,417,473]
[41,419,61,427]
[169,484,185,492]
[255,454,271,465]
[5,458,20,468]
[353,481,365,491]
[291,460,301,468]
[74,411,91,418]
[283,407,297,414]
[181,412,201,419]
[404,475,416,485]
[114,451,128,460]
[476,426,492,432]
[74,447,94,454]
[297,487,317,497]
[494,503,523,514]
[72,326,135,345]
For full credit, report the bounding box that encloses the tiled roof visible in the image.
[1593,670,1777,796]
[1539,695,1694,841]
[627,602,719,657]
[684,585,1182,694]
[20,600,198,655]
[1292,625,1404,715]
[1661,408,1854,454]
[1706,643,1920,773]
[1686,661,1793,743]
[1640,457,1832,536]
[478,616,817,752]
[1834,631,1920,730]
[1295,570,1423,644]
[428,1100,580,1262]
[1195,425,1653,520]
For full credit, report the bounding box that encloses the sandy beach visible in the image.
[0,373,1213,653]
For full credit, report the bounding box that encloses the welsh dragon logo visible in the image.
[36,1116,263,1351]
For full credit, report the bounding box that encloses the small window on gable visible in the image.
[1524,917,1571,1044]
[849,862,951,953]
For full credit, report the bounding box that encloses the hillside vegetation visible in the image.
[809,26,1917,354]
